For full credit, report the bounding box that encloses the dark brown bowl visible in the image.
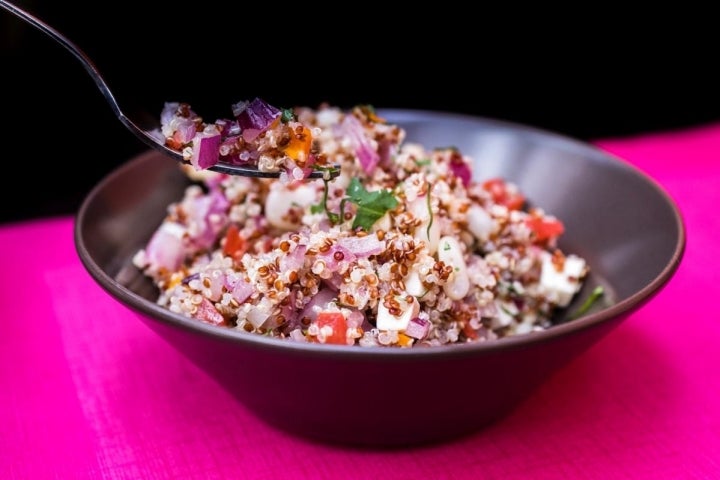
[75,110,685,448]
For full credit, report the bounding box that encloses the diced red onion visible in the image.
[184,188,229,250]
[299,289,337,322]
[173,117,197,144]
[449,156,472,187]
[322,275,343,291]
[275,290,299,328]
[339,114,379,173]
[289,329,307,342]
[280,245,307,272]
[216,118,240,136]
[404,317,431,339]
[231,278,254,304]
[346,310,365,329]
[337,234,384,257]
[318,245,356,271]
[233,97,281,142]
[231,100,249,117]
[191,129,222,170]
[247,306,270,328]
[195,297,225,326]
[144,222,186,272]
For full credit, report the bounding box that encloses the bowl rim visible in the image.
[74,109,687,360]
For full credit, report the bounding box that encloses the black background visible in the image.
[2,2,718,224]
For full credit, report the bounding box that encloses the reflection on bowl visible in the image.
[75,110,685,447]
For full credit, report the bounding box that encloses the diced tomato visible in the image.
[482,177,526,210]
[461,321,479,340]
[315,311,348,345]
[222,224,247,260]
[526,216,565,242]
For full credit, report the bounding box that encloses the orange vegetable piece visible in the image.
[396,332,414,347]
[282,125,313,163]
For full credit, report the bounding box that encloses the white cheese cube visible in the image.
[539,252,587,307]
[376,296,420,331]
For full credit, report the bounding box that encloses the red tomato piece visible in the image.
[222,224,247,260]
[482,178,526,210]
[461,321,479,340]
[315,311,348,345]
[526,216,565,242]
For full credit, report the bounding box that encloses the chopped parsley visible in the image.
[345,178,398,231]
[311,177,398,231]
[280,108,296,123]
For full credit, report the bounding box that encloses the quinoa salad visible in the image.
[132,98,590,347]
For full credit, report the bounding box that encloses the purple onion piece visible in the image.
[182,273,200,285]
[231,278,254,304]
[191,130,222,169]
[337,234,384,257]
[404,317,431,339]
[449,156,472,187]
[144,222,186,272]
[234,97,281,141]
[216,118,240,137]
[195,297,225,326]
[339,114,379,174]
[173,117,197,144]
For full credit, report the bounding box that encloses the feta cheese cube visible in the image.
[539,252,587,306]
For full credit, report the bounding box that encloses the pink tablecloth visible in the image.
[1,124,718,480]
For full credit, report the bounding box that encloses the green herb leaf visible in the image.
[346,178,398,230]
[569,286,605,320]
[281,108,296,123]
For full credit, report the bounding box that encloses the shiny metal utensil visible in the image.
[0,0,338,179]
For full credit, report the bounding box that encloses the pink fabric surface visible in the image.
[1,123,718,479]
